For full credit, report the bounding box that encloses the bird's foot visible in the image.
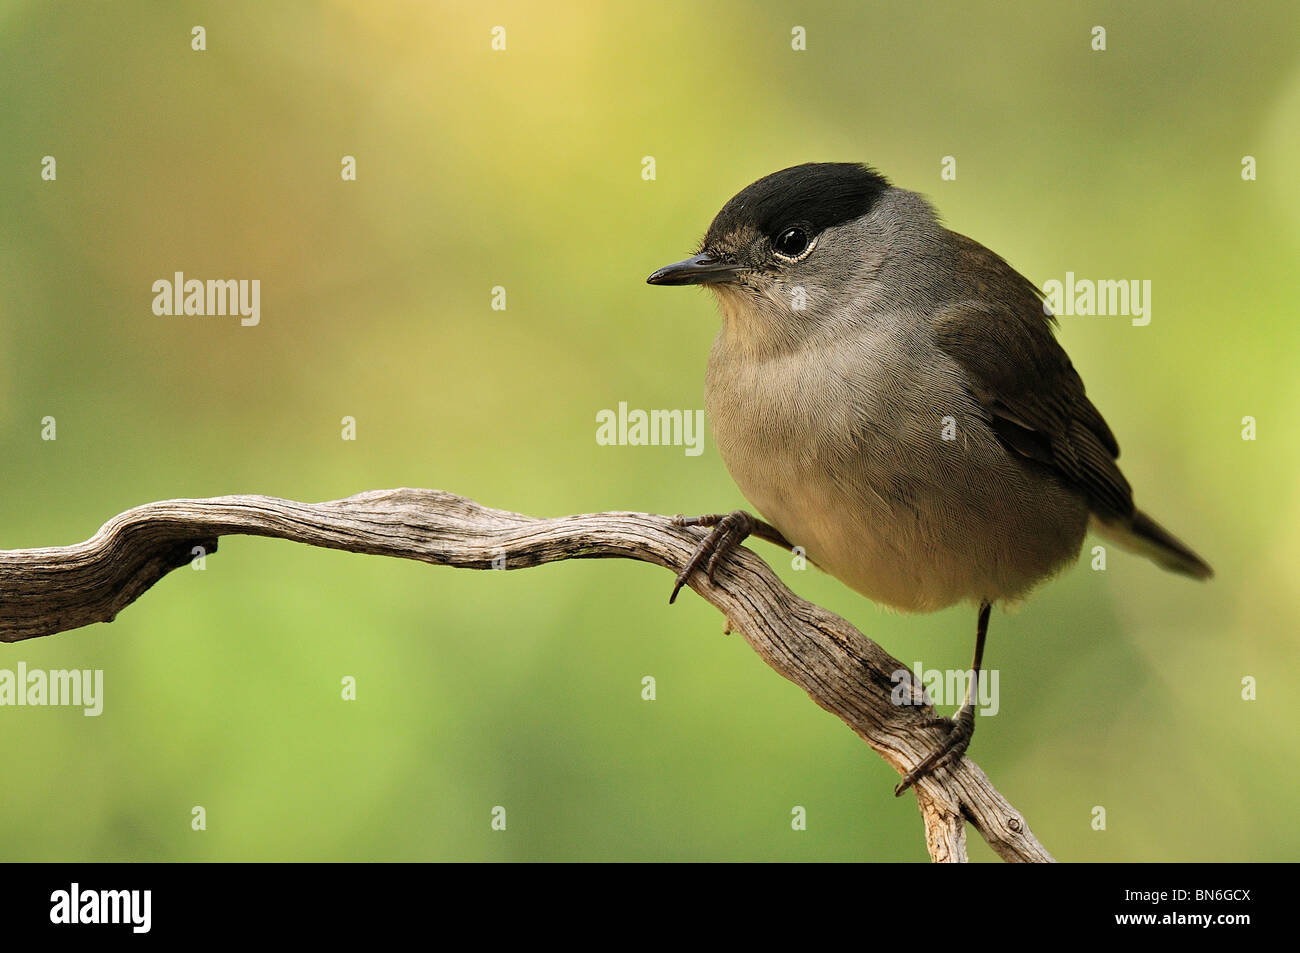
[894,706,976,796]
[668,510,756,604]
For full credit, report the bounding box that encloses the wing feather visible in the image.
[933,234,1133,521]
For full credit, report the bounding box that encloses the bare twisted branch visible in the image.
[0,488,1052,862]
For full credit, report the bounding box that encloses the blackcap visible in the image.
[647,162,1212,794]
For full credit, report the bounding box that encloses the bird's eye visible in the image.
[773,226,813,261]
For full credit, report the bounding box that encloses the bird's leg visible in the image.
[894,601,992,796]
[668,510,793,604]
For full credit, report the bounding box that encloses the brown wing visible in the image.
[933,233,1134,521]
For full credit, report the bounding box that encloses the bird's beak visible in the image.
[646,253,742,286]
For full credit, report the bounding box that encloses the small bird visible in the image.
[647,162,1211,795]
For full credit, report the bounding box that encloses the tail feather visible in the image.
[1093,509,1213,580]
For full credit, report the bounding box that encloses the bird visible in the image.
[646,162,1212,795]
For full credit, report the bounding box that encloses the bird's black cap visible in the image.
[703,162,891,248]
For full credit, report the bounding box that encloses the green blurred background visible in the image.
[1,1,1297,861]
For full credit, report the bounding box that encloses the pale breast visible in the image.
[705,330,1088,612]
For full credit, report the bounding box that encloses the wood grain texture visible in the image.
[0,488,1053,862]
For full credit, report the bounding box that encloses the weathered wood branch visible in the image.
[0,489,1052,863]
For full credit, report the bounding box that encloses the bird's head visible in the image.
[647,163,901,346]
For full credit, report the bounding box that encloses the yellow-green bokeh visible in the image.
[1,0,1297,861]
